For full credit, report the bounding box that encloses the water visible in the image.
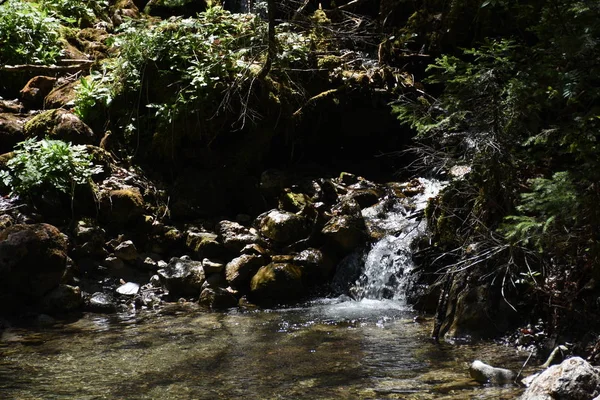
[0,304,526,399]
[0,178,529,398]
[350,178,445,303]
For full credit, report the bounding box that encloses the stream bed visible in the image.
[1,299,527,399]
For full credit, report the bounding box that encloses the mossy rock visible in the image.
[24,109,96,145]
[44,80,79,110]
[249,262,305,304]
[100,188,145,225]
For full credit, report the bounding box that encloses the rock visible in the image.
[100,188,145,225]
[138,255,160,271]
[198,287,238,310]
[73,220,106,245]
[185,230,222,258]
[250,262,304,304]
[19,76,56,109]
[279,190,312,213]
[0,224,69,309]
[342,188,381,209]
[259,210,310,246]
[520,357,600,400]
[116,282,140,296]
[157,257,205,298]
[240,243,269,256]
[294,248,334,282]
[202,258,224,275]
[469,360,516,385]
[24,109,96,145]
[114,240,138,261]
[339,172,358,185]
[0,113,26,154]
[87,292,117,313]
[322,215,366,255]
[44,79,79,109]
[217,220,258,253]
[225,254,267,291]
[41,284,83,313]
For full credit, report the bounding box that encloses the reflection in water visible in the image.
[0,302,526,399]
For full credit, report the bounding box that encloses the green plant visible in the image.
[73,71,114,123]
[0,139,102,200]
[39,0,107,26]
[0,0,62,64]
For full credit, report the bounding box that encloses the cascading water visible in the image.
[346,178,446,306]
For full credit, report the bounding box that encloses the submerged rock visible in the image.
[520,357,600,400]
[469,360,515,385]
[157,257,205,298]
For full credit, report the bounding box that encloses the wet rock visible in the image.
[198,287,238,310]
[225,254,267,291]
[104,255,125,271]
[217,220,258,254]
[0,113,27,154]
[41,284,83,313]
[469,360,515,385]
[157,257,205,298]
[520,357,600,400]
[339,172,358,185]
[24,109,96,145]
[279,190,312,213]
[19,76,56,109]
[185,230,222,259]
[294,248,334,282]
[0,224,69,309]
[87,292,117,313]
[322,215,366,255]
[240,243,269,256]
[116,282,140,296]
[259,210,310,246]
[250,262,304,304]
[343,188,381,209]
[202,258,224,275]
[114,240,138,262]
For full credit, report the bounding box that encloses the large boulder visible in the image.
[250,262,304,304]
[321,214,366,255]
[0,224,69,311]
[157,257,205,298]
[520,357,600,400]
[259,210,310,246]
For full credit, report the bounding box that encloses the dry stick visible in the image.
[515,349,534,384]
[0,61,94,74]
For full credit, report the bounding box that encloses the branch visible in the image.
[0,60,94,75]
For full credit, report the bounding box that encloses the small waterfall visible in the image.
[348,178,445,305]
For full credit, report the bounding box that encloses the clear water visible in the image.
[0,301,526,399]
[351,178,445,302]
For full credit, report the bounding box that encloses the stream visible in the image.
[0,179,528,399]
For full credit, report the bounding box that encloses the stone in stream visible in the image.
[520,357,600,400]
[469,360,516,385]
[249,262,304,304]
[41,284,83,313]
[116,282,140,296]
[88,292,118,313]
[0,223,69,311]
[157,257,205,298]
[225,254,268,291]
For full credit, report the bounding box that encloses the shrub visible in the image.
[39,0,108,27]
[0,139,102,199]
[0,0,62,65]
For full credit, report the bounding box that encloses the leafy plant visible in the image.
[73,71,114,123]
[0,0,62,64]
[0,139,102,199]
[39,0,107,27]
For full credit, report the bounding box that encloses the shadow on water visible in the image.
[1,301,527,399]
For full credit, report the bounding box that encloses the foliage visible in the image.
[0,139,102,199]
[397,0,600,334]
[73,71,114,123]
[0,0,62,64]
[39,0,108,27]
